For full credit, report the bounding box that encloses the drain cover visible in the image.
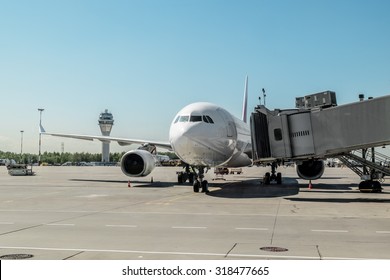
[0,254,34,259]
[260,246,288,252]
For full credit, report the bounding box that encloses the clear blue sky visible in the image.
[1,0,390,154]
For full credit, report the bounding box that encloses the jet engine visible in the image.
[120,150,156,177]
[296,159,325,180]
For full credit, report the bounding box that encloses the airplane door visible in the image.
[217,109,236,138]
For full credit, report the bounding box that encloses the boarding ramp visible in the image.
[251,93,390,163]
[337,149,390,179]
[251,92,390,192]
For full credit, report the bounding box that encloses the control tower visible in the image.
[98,109,114,162]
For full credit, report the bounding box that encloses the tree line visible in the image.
[0,150,178,165]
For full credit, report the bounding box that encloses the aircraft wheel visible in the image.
[276,172,282,184]
[193,180,200,193]
[188,173,194,184]
[201,180,209,193]
[177,173,183,184]
[263,172,271,185]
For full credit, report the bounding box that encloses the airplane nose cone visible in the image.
[169,123,235,166]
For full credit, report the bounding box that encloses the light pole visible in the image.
[20,130,24,162]
[38,108,44,165]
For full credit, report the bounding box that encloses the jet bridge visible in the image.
[250,91,390,192]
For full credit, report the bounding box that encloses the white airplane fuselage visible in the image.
[169,102,252,168]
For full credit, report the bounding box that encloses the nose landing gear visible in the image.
[177,165,209,193]
[192,167,209,193]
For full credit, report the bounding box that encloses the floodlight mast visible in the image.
[38,108,44,165]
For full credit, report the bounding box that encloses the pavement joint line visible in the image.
[171,226,207,229]
[46,223,75,226]
[311,229,349,233]
[105,225,137,228]
[235,228,269,231]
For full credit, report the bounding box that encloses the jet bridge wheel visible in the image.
[358,180,382,193]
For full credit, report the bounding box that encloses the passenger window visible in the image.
[274,128,283,141]
[190,116,202,122]
[179,115,189,122]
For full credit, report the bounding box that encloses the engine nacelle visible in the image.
[296,160,325,180]
[120,150,156,177]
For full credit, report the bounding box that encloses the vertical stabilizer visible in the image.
[241,75,248,123]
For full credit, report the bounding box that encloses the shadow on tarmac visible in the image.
[69,179,175,188]
[207,179,300,198]
[287,197,390,203]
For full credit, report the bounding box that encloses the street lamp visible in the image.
[20,130,24,163]
[20,130,24,153]
[38,108,44,165]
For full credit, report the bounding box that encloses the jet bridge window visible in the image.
[274,128,283,141]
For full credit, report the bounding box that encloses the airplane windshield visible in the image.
[175,115,214,124]
[190,116,202,122]
[179,115,189,122]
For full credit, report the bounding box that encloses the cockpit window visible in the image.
[205,115,214,123]
[175,115,214,124]
[179,115,189,122]
[190,116,202,122]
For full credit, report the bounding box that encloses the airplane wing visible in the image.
[39,124,172,150]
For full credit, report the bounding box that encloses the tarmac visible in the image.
[0,165,389,260]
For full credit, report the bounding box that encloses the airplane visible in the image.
[40,77,252,193]
[40,78,390,194]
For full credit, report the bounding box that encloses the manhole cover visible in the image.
[0,254,34,259]
[260,246,288,252]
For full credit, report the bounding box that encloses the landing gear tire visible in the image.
[188,173,194,184]
[193,180,200,193]
[276,172,282,184]
[263,172,271,185]
[177,173,183,184]
[201,180,209,193]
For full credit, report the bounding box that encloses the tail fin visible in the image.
[39,124,46,134]
[241,75,248,123]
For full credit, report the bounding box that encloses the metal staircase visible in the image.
[337,148,390,192]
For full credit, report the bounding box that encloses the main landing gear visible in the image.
[177,165,209,193]
[262,162,282,185]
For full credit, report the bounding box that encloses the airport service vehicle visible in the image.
[7,164,35,176]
